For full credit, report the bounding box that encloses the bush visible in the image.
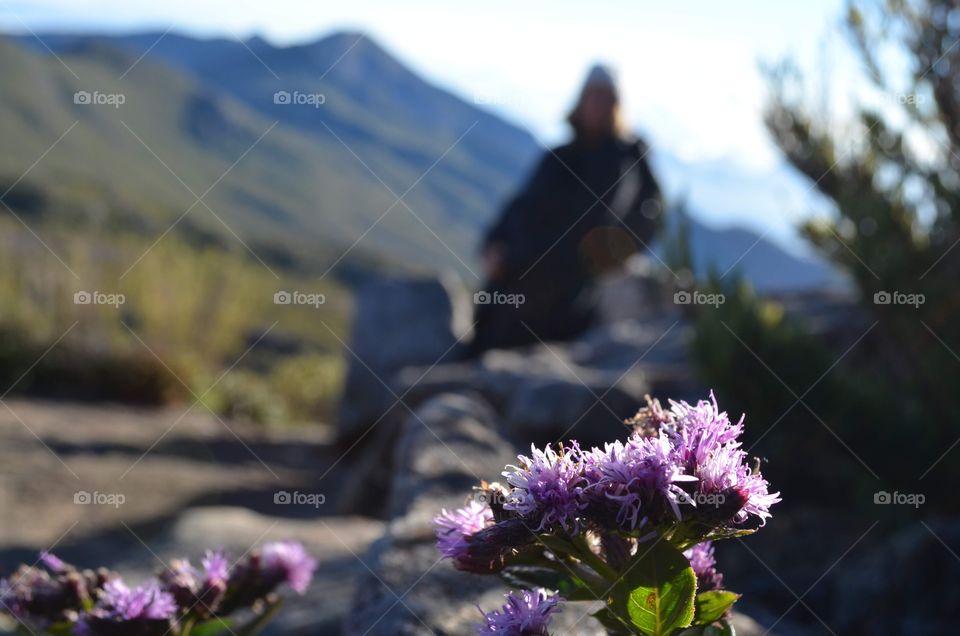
[0,217,349,425]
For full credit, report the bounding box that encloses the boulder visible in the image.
[335,273,704,447]
[344,392,607,635]
[824,518,960,635]
[393,329,670,447]
[336,275,470,441]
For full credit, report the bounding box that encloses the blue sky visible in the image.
[1,0,860,251]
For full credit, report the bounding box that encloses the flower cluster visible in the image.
[0,552,112,628]
[0,542,316,636]
[74,580,178,636]
[434,392,778,635]
[498,392,778,537]
[476,589,562,636]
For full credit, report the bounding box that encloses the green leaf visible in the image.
[692,590,740,625]
[189,619,234,636]
[501,566,596,601]
[610,538,697,636]
[591,608,632,635]
[45,622,76,636]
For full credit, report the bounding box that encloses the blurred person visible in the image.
[466,63,663,356]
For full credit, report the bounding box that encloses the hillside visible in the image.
[4,30,837,290]
[0,33,537,276]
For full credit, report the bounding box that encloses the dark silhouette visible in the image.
[468,64,663,355]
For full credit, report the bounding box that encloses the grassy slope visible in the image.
[0,37,481,274]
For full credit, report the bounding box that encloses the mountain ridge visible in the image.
[5,29,839,291]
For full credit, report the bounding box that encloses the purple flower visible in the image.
[667,392,744,470]
[160,550,231,616]
[96,579,177,620]
[694,441,780,525]
[434,501,494,560]
[260,541,316,594]
[39,551,67,574]
[588,433,697,531]
[503,443,587,533]
[0,553,111,626]
[662,392,779,526]
[477,589,561,635]
[201,550,230,588]
[75,579,177,636]
[0,577,19,616]
[684,542,724,592]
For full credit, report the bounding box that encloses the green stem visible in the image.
[569,535,619,581]
[180,616,197,636]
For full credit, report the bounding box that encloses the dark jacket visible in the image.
[485,135,662,282]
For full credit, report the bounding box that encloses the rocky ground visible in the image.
[2,270,957,635]
[0,398,384,634]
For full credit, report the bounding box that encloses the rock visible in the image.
[824,518,960,635]
[344,392,607,635]
[394,343,652,448]
[594,255,676,325]
[336,275,471,441]
[386,392,507,518]
[336,272,707,448]
[729,611,771,636]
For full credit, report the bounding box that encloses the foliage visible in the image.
[0,216,349,424]
[690,0,960,509]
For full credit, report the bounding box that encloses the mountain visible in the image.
[3,30,837,290]
[2,31,539,275]
[664,215,842,291]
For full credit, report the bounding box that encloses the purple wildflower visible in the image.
[503,443,587,533]
[694,440,780,525]
[0,577,19,616]
[96,579,177,620]
[588,433,697,531]
[201,551,230,588]
[434,501,494,560]
[667,392,744,470]
[659,392,779,526]
[0,553,111,626]
[260,541,316,594]
[75,579,177,636]
[477,589,561,635]
[684,542,724,592]
[39,551,67,574]
[160,558,199,609]
[160,550,231,616]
